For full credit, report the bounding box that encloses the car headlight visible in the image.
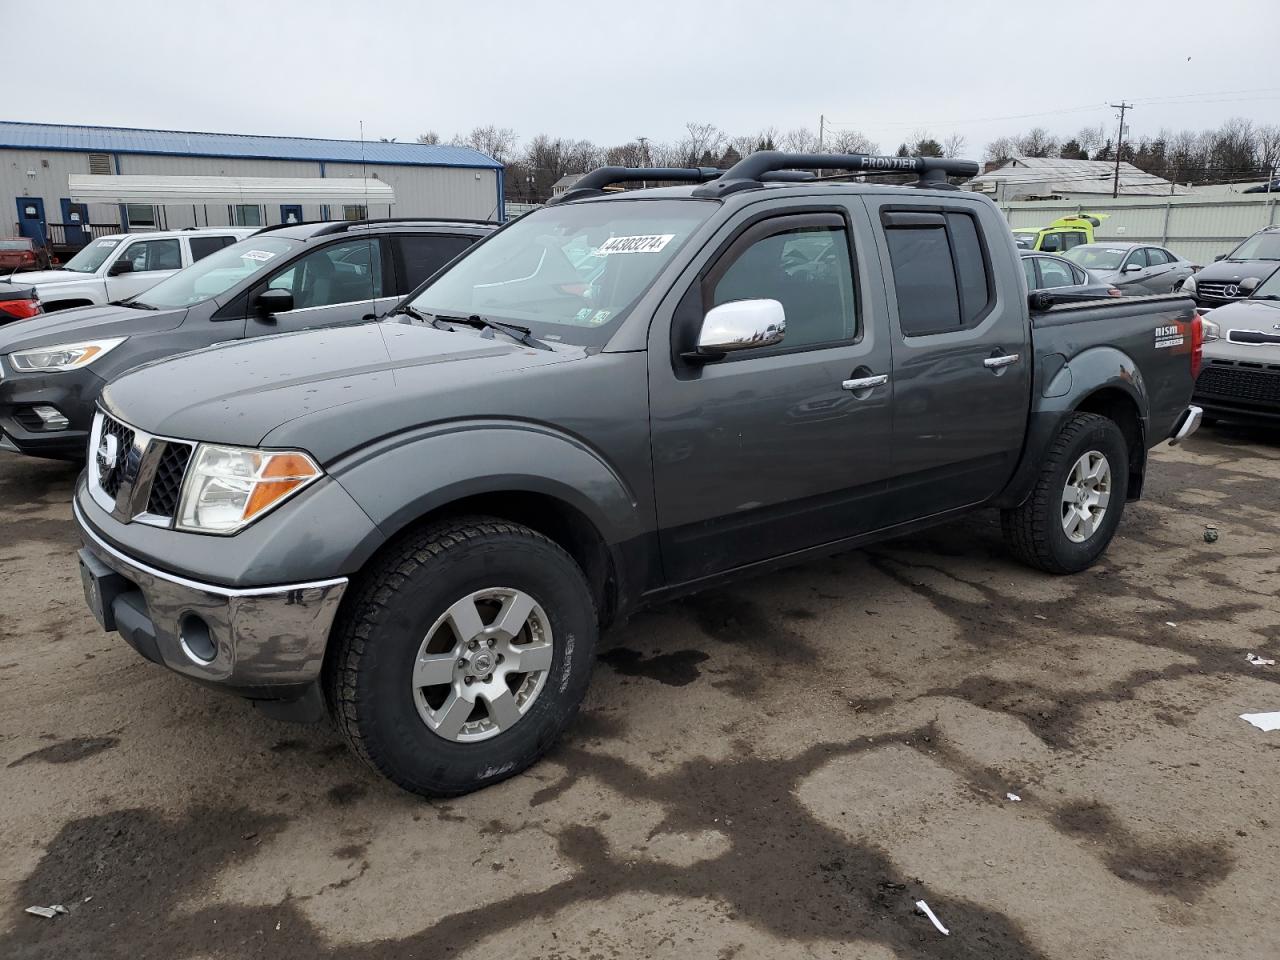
[176,443,321,534]
[8,337,126,372]
[1201,317,1221,342]
[1182,276,1197,295]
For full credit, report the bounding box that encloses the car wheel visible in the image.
[325,516,597,797]
[1001,412,1130,574]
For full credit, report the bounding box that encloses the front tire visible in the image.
[1001,412,1130,574]
[325,517,597,797]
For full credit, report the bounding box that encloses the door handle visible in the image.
[842,374,888,391]
[983,354,1020,370]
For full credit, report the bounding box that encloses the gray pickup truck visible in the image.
[73,152,1204,797]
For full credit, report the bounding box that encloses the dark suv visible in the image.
[1183,225,1280,308]
[0,218,492,460]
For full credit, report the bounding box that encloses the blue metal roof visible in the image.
[0,121,503,169]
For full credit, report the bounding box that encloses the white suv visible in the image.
[4,227,257,312]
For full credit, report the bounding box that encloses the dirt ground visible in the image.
[2,426,1279,960]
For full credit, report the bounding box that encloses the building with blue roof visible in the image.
[3,121,505,252]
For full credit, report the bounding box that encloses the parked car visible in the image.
[0,227,256,314]
[1192,268,1280,424]
[1063,242,1195,295]
[1181,225,1280,308]
[0,219,491,460]
[1241,179,1280,195]
[1021,251,1119,298]
[72,152,1202,797]
[0,237,49,272]
[1011,214,1107,254]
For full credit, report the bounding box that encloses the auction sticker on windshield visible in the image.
[599,234,675,255]
[96,239,120,248]
[241,250,277,262]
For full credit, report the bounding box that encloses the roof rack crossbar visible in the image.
[550,166,818,204]
[691,151,980,197]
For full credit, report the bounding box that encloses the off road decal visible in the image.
[598,234,675,255]
[1154,323,1185,350]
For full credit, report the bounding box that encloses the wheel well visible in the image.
[380,492,618,628]
[1075,387,1145,499]
[42,299,94,312]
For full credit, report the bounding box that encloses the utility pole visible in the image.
[1110,101,1132,199]
[819,115,825,152]
[637,136,650,188]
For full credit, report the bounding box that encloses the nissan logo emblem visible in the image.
[96,432,119,477]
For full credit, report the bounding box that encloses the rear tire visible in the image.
[1001,413,1130,574]
[325,516,597,797]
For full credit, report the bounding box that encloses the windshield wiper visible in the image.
[431,313,552,351]
[386,304,448,329]
[113,299,157,310]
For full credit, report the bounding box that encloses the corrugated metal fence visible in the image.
[997,194,1279,266]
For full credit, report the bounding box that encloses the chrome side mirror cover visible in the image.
[691,298,787,361]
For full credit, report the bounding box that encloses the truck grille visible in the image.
[1195,280,1247,303]
[88,411,195,526]
[1194,360,1280,407]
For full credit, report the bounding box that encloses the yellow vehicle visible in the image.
[1011,214,1108,254]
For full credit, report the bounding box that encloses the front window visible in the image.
[135,236,301,309]
[264,238,383,308]
[62,237,123,273]
[1251,268,1280,299]
[1064,246,1127,271]
[1227,231,1280,262]
[408,199,715,345]
[119,238,182,272]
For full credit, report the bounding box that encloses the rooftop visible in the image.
[0,121,503,169]
[967,157,1187,197]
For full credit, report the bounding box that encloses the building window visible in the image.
[232,204,263,227]
[125,204,158,229]
[88,153,112,175]
[343,204,368,221]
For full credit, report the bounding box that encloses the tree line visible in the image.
[411,117,1279,202]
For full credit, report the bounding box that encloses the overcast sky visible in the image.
[14,0,1280,157]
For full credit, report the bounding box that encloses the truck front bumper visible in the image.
[75,499,348,704]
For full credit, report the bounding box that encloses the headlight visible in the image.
[176,443,321,534]
[1182,276,1197,295]
[1201,317,1221,342]
[8,337,126,372]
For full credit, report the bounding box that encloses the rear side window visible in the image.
[885,209,991,337]
[1148,248,1172,265]
[1037,257,1077,289]
[395,234,476,293]
[1125,248,1150,269]
[189,235,237,262]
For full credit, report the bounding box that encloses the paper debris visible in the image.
[1033,614,1047,621]
[915,900,949,936]
[1246,654,1276,667]
[24,905,66,919]
[1165,621,1177,627]
[1240,713,1280,732]
[1006,792,1022,802]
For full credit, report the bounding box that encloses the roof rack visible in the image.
[551,166,815,204]
[690,150,981,198]
[256,216,497,235]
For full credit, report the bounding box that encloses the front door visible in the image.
[248,236,398,336]
[649,203,896,585]
[872,199,1031,522]
[60,200,89,248]
[16,198,47,248]
[280,204,303,225]
[104,237,184,301]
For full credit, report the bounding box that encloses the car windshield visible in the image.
[62,237,124,273]
[1013,232,1038,250]
[1064,246,1127,271]
[407,199,715,346]
[1227,231,1280,261]
[134,236,301,308]
[1251,268,1280,299]
[0,239,32,251]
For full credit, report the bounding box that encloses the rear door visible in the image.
[246,235,398,336]
[648,200,896,583]
[391,232,479,295]
[870,198,1030,522]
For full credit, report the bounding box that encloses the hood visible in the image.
[101,320,584,459]
[1203,298,1280,364]
[0,269,90,287]
[1193,260,1280,285]
[0,303,186,354]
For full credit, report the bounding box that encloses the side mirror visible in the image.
[108,259,134,276]
[1214,254,1226,262]
[1123,263,1142,273]
[1239,277,1261,296]
[255,288,294,316]
[687,299,786,361]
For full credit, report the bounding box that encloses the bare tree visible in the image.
[731,127,781,157]
[830,129,878,155]
[677,122,727,166]
[783,127,820,153]
[942,133,968,159]
[1256,124,1280,180]
[1016,127,1059,158]
[984,136,1020,164]
[604,141,648,167]
[453,125,518,162]
[1075,125,1106,157]
[416,131,441,145]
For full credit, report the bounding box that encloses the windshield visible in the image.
[1013,232,1038,250]
[1064,246,1127,271]
[0,240,32,251]
[62,237,123,273]
[407,199,715,345]
[135,236,301,308]
[1251,267,1280,299]
[1227,231,1280,262]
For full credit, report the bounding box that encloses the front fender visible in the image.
[993,346,1149,508]
[330,419,646,552]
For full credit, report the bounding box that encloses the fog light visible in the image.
[32,405,70,430]
[179,614,216,663]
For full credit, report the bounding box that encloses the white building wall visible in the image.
[323,162,500,221]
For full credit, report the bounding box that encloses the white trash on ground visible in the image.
[1240,713,1280,732]
[1246,653,1276,666]
[1006,792,1022,802]
[915,900,950,936]
[24,905,67,919]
